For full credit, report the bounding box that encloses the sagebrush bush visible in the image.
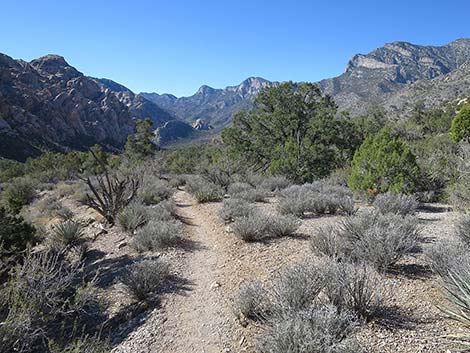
[311,225,344,259]
[341,211,420,271]
[231,212,269,241]
[186,176,224,203]
[2,176,38,214]
[151,199,178,221]
[121,259,169,301]
[228,182,253,196]
[117,201,149,233]
[428,239,469,276]
[220,198,255,222]
[234,187,269,203]
[259,176,291,192]
[51,220,85,248]
[0,251,104,352]
[138,177,174,205]
[373,192,419,216]
[132,220,183,252]
[277,183,356,217]
[270,263,325,315]
[266,214,301,237]
[320,258,382,320]
[257,306,363,353]
[233,280,268,320]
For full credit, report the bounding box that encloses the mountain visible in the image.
[318,38,470,115]
[0,54,181,161]
[0,54,136,161]
[141,77,277,128]
[94,78,176,127]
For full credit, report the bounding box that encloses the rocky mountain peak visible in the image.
[30,54,81,80]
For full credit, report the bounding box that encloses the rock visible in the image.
[210,281,221,289]
[117,241,127,249]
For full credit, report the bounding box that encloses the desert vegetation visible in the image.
[1,82,470,353]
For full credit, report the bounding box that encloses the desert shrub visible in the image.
[0,251,104,352]
[266,214,301,237]
[310,225,345,259]
[132,220,183,252]
[0,207,36,259]
[233,280,269,320]
[373,192,419,216]
[2,176,38,214]
[138,177,174,205]
[50,220,85,248]
[220,198,255,222]
[450,104,470,142]
[55,335,110,353]
[270,263,325,315]
[228,182,253,195]
[456,213,470,246]
[55,182,76,198]
[186,176,224,203]
[427,239,469,276]
[117,201,149,233]
[348,128,420,194]
[121,258,169,301]
[259,176,291,192]
[231,211,270,241]
[0,159,25,183]
[54,206,75,221]
[340,211,420,271]
[320,259,382,320]
[150,199,178,221]
[277,183,356,217]
[257,306,362,353]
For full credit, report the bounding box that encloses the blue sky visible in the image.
[1,0,469,96]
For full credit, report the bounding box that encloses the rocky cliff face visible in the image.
[94,78,175,127]
[318,38,470,114]
[0,54,135,160]
[141,77,277,128]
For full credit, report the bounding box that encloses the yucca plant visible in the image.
[51,220,85,248]
[438,265,470,350]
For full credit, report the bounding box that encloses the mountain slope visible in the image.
[142,77,277,128]
[0,54,135,161]
[318,38,470,115]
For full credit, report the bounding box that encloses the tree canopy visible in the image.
[450,104,470,142]
[221,82,360,182]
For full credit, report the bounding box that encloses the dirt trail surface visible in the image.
[150,190,237,352]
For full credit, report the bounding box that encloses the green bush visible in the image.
[450,104,470,142]
[186,176,224,203]
[348,128,420,194]
[0,207,36,257]
[2,176,38,213]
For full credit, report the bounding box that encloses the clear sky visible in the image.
[1,0,469,96]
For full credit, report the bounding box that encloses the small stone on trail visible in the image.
[210,281,221,289]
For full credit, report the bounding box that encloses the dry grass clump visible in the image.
[373,192,419,216]
[121,258,169,301]
[233,280,268,320]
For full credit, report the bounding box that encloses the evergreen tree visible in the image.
[222,82,360,182]
[348,128,420,194]
[450,104,470,142]
[124,119,157,161]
